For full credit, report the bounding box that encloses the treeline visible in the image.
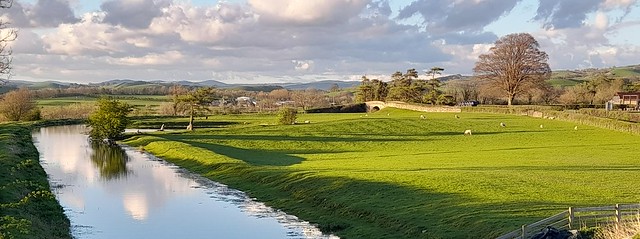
[160,86,354,116]
[357,69,640,107]
[0,85,356,122]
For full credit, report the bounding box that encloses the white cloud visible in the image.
[249,0,369,25]
[292,60,313,71]
[115,51,184,66]
[8,0,640,84]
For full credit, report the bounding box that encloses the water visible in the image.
[32,125,337,239]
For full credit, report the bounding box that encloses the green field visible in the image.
[124,108,640,238]
[37,95,169,108]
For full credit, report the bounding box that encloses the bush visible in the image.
[277,107,297,125]
[87,98,133,140]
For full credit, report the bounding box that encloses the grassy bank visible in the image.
[0,124,71,239]
[124,108,640,238]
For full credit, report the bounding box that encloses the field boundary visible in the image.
[461,106,640,135]
[496,203,640,239]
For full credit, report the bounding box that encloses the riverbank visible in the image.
[123,108,640,238]
[0,123,71,239]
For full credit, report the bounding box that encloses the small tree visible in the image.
[87,98,133,141]
[277,107,297,125]
[178,87,216,130]
[0,88,36,121]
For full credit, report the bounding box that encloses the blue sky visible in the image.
[5,0,640,83]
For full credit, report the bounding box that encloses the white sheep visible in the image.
[539,124,544,129]
[420,114,426,119]
[304,120,310,124]
[500,122,506,127]
[464,129,472,136]
[574,126,578,130]
[455,114,460,119]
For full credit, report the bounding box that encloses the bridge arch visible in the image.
[365,101,386,112]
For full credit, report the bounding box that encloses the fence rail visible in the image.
[496,203,640,239]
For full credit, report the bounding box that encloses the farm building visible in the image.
[610,92,640,107]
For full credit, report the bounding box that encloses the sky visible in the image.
[3,0,640,84]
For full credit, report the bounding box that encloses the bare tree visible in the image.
[0,0,16,86]
[474,33,551,106]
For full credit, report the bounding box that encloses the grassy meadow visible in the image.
[37,95,169,107]
[123,108,640,238]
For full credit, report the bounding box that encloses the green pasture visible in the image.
[124,108,640,238]
[37,95,169,108]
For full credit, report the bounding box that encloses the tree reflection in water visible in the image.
[90,143,130,180]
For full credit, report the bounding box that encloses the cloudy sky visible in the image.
[3,0,640,83]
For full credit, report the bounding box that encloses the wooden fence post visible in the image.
[568,207,574,229]
[615,204,621,223]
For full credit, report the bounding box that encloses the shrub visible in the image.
[277,107,297,125]
[0,88,36,121]
[87,98,133,140]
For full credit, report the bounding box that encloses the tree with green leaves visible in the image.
[87,98,133,141]
[356,76,374,102]
[474,33,551,106]
[387,69,420,102]
[426,67,444,81]
[179,87,216,130]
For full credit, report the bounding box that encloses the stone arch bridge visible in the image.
[365,101,461,113]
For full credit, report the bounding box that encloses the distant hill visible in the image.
[2,78,361,92]
[283,80,360,90]
[3,64,639,92]
[549,65,640,87]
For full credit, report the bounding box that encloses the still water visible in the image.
[32,125,337,239]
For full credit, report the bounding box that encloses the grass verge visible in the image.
[0,123,71,239]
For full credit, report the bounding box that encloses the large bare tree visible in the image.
[473,33,551,106]
[0,0,16,86]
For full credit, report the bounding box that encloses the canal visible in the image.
[32,125,336,239]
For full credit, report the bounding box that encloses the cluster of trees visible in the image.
[357,33,639,107]
[163,85,353,117]
[356,67,452,105]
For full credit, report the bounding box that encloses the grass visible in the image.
[122,108,640,238]
[37,95,169,108]
[0,123,71,239]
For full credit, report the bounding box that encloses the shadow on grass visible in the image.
[160,133,413,142]
[130,121,240,129]
[185,140,306,166]
[141,150,569,238]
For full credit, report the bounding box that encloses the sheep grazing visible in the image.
[420,114,426,119]
[464,129,472,136]
[500,122,506,127]
[304,120,310,124]
[387,113,390,116]
[539,124,544,129]
[455,115,460,119]
[574,126,578,130]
